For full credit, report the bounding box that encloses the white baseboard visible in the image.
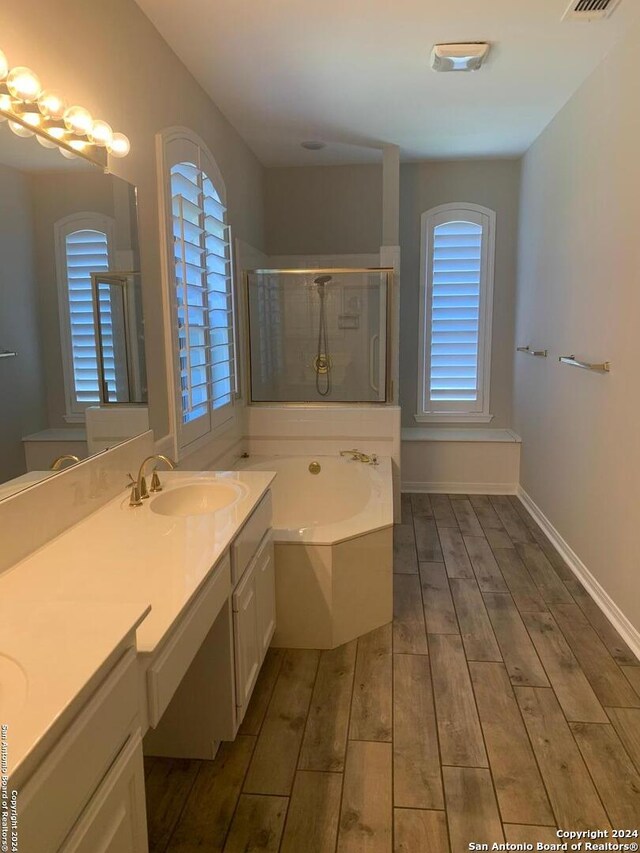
[517,486,640,661]
[402,481,517,495]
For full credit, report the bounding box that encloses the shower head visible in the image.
[314,275,332,286]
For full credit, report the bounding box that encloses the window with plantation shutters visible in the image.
[55,215,115,418]
[162,130,236,451]
[417,203,495,422]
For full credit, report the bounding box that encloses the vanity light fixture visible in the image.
[0,47,130,164]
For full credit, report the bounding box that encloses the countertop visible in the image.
[0,469,275,780]
[0,601,149,782]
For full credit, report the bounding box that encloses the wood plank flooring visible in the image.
[145,494,640,852]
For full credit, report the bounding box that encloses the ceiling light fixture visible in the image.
[0,46,130,163]
[430,43,491,73]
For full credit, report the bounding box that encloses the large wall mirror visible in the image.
[0,122,148,501]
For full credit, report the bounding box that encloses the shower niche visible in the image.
[246,268,391,403]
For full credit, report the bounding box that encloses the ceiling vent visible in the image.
[562,0,622,21]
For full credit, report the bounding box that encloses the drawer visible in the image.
[147,554,231,727]
[231,491,272,586]
[18,648,139,853]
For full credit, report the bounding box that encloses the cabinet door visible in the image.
[61,732,148,853]
[255,536,276,656]
[232,564,260,711]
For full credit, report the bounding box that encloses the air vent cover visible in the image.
[562,0,621,21]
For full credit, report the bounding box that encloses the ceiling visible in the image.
[135,0,638,166]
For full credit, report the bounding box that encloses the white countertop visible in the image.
[0,601,149,782]
[0,469,275,779]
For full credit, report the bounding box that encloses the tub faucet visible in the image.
[339,449,377,465]
[129,454,176,507]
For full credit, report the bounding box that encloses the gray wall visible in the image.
[399,160,521,429]
[514,21,640,633]
[1,0,266,443]
[0,165,47,482]
[264,159,521,428]
[265,164,382,255]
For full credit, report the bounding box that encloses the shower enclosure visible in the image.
[245,268,391,403]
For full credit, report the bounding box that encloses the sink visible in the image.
[150,481,245,517]
[0,655,28,719]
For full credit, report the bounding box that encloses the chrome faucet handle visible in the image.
[150,470,163,492]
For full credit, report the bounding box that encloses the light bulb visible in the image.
[107,132,130,158]
[7,66,42,102]
[0,49,8,81]
[36,134,58,149]
[0,93,11,122]
[48,125,66,139]
[63,105,92,135]
[38,90,66,120]
[88,119,113,147]
[9,120,34,138]
[60,147,77,160]
[21,112,42,129]
[69,139,87,152]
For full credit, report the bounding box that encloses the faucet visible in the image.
[339,449,378,465]
[129,454,176,507]
[50,454,80,471]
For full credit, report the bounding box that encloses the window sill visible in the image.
[64,413,86,425]
[414,413,495,424]
[403,427,521,443]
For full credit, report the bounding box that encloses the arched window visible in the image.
[55,213,115,417]
[160,129,236,451]
[417,203,496,422]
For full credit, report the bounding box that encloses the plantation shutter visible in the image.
[420,205,494,417]
[170,153,235,446]
[429,220,482,403]
[65,229,112,406]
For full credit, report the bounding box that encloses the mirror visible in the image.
[0,122,148,501]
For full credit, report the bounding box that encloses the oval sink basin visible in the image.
[150,481,244,517]
[0,655,28,720]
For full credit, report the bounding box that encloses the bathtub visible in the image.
[237,454,394,649]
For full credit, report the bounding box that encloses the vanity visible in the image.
[1,466,276,853]
[0,49,277,853]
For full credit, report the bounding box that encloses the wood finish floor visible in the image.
[145,494,640,853]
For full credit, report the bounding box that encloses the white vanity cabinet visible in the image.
[230,492,275,723]
[232,531,275,713]
[60,733,147,853]
[143,489,276,756]
[17,647,147,853]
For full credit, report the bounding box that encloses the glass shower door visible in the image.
[246,269,389,403]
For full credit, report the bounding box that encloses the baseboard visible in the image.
[402,481,518,495]
[517,486,640,661]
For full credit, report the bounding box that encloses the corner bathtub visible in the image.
[237,454,394,649]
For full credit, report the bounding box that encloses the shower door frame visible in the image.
[243,268,394,406]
